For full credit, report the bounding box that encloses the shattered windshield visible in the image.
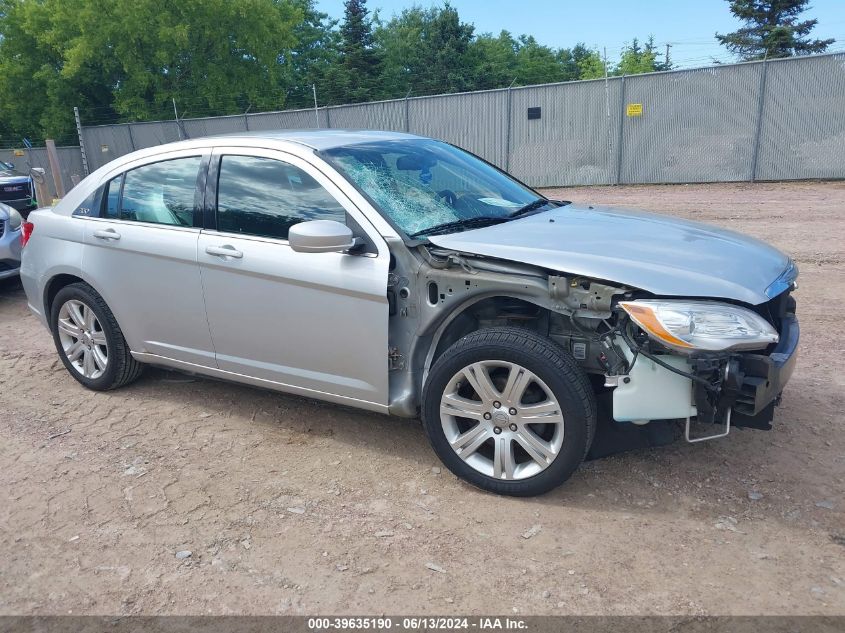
[321,139,541,237]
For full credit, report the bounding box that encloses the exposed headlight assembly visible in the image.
[620,299,779,353]
[7,208,22,231]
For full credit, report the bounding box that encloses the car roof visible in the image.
[82,129,432,184]
[53,129,433,221]
[213,129,427,151]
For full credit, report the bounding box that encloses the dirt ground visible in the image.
[0,181,843,616]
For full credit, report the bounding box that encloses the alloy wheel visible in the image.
[439,361,564,480]
[57,299,109,379]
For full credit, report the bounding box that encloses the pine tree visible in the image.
[614,36,669,75]
[335,0,382,103]
[716,0,834,60]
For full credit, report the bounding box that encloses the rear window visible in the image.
[73,157,201,225]
[119,157,201,226]
[72,187,103,217]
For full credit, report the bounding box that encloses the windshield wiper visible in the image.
[409,199,572,238]
[409,216,507,238]
[508,198,571,219]
[508,198,553,218]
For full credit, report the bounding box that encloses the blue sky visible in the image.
[315,0,845,68]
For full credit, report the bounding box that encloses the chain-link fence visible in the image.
[0,147,85,198]
[14,52,845,194]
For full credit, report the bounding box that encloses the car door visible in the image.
[197,147,390,408]
[82,150,216,366]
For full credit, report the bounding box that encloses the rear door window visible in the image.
[117,157,202,227]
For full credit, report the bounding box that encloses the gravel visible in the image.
[2,181,843,616]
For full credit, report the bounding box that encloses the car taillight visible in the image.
[20,221,34,247]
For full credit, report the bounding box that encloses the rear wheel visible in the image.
[422,327,596,496]
[50,282,143,390]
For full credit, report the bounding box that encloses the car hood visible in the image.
[428,204,794,305]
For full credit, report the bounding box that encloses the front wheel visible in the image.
[422,327,596,496]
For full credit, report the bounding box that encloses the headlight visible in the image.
[619,299,779,353]
[7,208,22,231]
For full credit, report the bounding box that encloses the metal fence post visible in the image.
[173,98,183,140]
[749,59,769,183]
[404,89,412,132]
[127,123,137,151]
[325,106,332,129]
[504,86,513,172]
[614,75,626,185]
[73,107,90,176]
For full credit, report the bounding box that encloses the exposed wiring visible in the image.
[617,319,721,394]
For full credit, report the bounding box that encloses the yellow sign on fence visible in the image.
[626,103,643,117]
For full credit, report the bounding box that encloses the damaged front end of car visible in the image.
[608,286,799,442]
[387,240,799,451]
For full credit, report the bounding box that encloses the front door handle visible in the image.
[205,245,243,259]
[93,228,121,241]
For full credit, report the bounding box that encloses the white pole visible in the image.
[173,98,182,140]
[313,84,320,128]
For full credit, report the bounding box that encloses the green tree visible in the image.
[323,0,382,104]
[88,0,301,119]
[0,0,302,142]
[573,46,606,79]
[716,0,834,60]
[284,0,341,109]
[469,31,519,90]
[614,36,669,75]
[0,0,118,144]
[514,35,571,85]
[377,3,475,98]
[469,34,599,89]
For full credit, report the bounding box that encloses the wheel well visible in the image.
[428,296,548,370]
[44,273,85,318]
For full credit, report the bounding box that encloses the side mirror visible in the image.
[288,220,355,254]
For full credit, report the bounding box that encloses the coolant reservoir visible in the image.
[611,345,697,422]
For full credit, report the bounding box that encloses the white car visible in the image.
[19,131,799,496]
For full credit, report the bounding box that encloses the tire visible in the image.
[422,327,596,496]
[50,282,143,391]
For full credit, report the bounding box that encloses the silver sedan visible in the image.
[19,131,798,496]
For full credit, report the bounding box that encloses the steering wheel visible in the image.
[436,189,458,207]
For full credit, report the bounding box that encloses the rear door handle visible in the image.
[93,228,121,241]
[205,245,243,259]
